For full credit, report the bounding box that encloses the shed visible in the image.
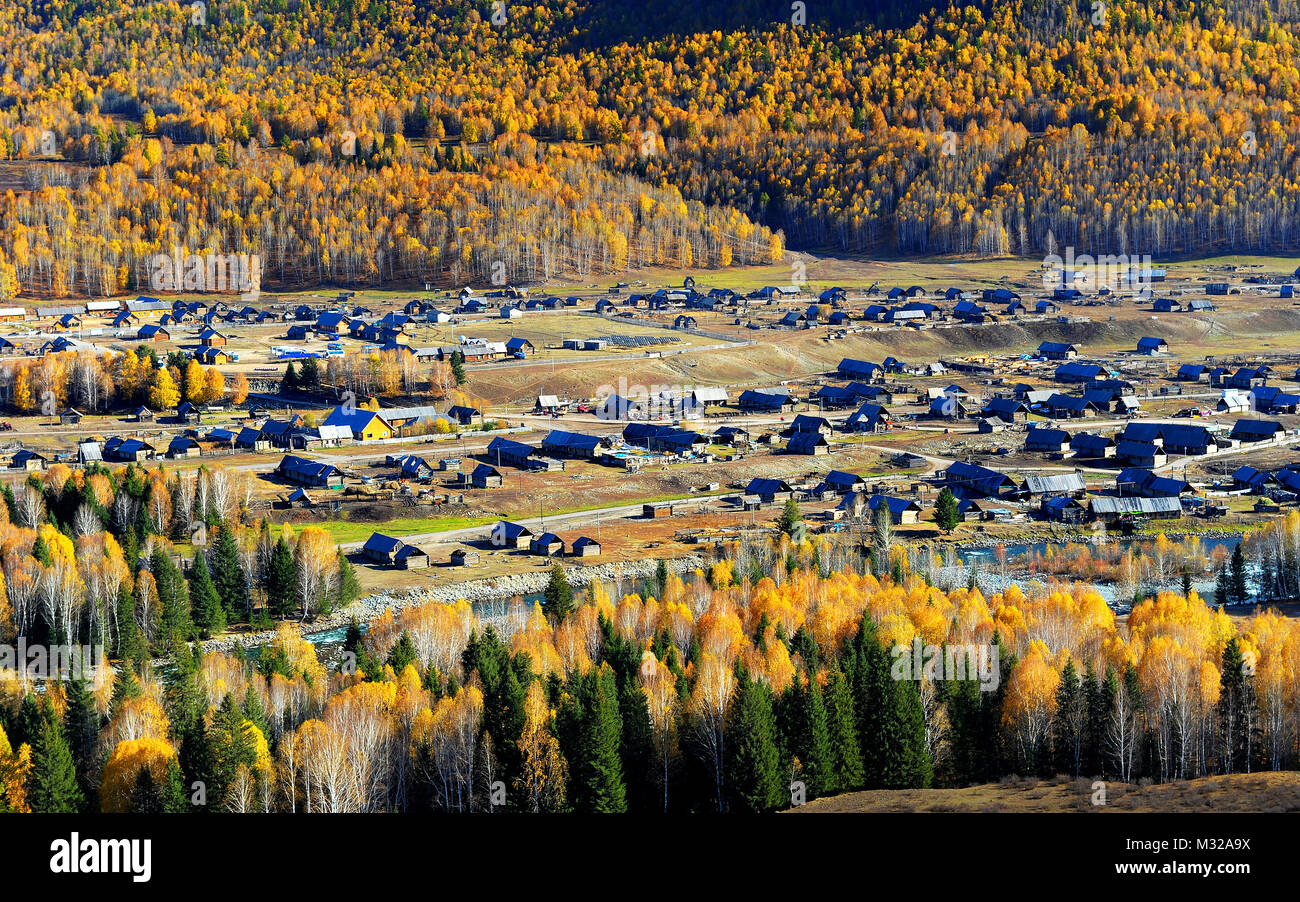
[489,520,533,549]
[530,533,565,557]
[570,537,601,557]
[451,548,481,567]
[12,449,46,471]
[472,464,503,488]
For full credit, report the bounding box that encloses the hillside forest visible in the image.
[0,1,1298,300]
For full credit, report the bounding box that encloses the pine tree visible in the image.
[542,564,573,621]
[617,680,655,813]
[162,758,189,813]
[27,706,84,813]
[179,718,214,812]
[889,675,933,788]
[726,665,785,812]
[387,630,419,673]
[12,694,41,749]
[934,487,961,532]
[129,766,164,814]
[335,553,361,608]
[472,634,528,797]
[789,674,835,797]
[850,615,891,786]
[111,667,143,710]
[562,666,627,813]
[208,694,256,804]
[62,678,101,809]
[450,350,467,385]
[791,625,818,672]
[165,641,205,737]
[188,551,225,636]
[151,546,193,643]
[281,362,299,392]
[1218,637,1256,774]
[211,523,248,621]
[1230,544,1248,605]
[825,667,864,791]
[1215,565,1231,607]
[242,685,269,740]
[267,537,296,619]
[299,356,321,390]
[777,498,803,537]
[850,614,932,789]
[1052,659,1083,777]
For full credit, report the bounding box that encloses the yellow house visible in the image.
[323,406,394,441]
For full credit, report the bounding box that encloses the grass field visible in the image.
[316,513,499,545]
[791,772,1300,813]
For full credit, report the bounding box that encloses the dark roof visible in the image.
[837,358,880,378]
[787,432,829,453]
[738,389,790,409]
[943,461,1012,495]
[1037,341,1076,354]
[1232,466,1270,487]
[363,533,403,555]
[746,477,792,495]
[789,414,832,432]
[845,402,888,430]
[494,521,533,540]
[982,397,1027,417]
[824,470,862,488]
[1069,432,1113,454]
[1055,362,1104,381]
[814,385,858,404]
[487,436,535,458]
[1117,468,1188,497]
[1024,427,1071,450]
[278,454,341,481]
[866,494,922,516]
[844,382,890,399]
[542,430,604,452]
[1117,439,1163,460]
[1230,419,1284,439]
[1044,393,1096,413]
[622,424,704,451]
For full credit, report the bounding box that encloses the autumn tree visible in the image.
[148,367,181,411]
[230,372,250,405]
[516,682,567,813]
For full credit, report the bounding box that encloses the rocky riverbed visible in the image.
[201,555,706,654]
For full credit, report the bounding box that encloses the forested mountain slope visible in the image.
[0,0,1296,298]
